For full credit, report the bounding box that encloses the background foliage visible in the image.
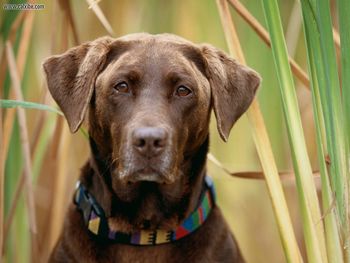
[0,0,348,262]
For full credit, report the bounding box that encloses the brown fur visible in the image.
[43,33,260,263]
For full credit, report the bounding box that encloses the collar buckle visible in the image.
[74,182,106,227]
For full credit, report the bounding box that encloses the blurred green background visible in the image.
[1,0,326,262]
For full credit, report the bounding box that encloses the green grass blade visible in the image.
[0,99,63,116]
[215,1,303,262]
[339,0,350,177]
[303,31,343,261]
[338,3,350,257]
[261,0,327,262]
[316,0,349,213]
[300,0,349,259]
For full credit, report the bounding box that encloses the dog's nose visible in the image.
[132,127,168,157]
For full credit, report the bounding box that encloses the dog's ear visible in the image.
[201,44,261,142]
[43,37,112,133]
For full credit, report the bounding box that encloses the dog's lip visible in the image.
[125,168,174,184]
[132,171,161,183]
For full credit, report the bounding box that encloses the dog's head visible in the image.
[43,33,260,229]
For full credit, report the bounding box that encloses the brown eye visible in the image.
[176,86,192,97]
[114,82,130,93]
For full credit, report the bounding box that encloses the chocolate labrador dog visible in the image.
[43,33,260,263]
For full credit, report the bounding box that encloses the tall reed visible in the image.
[1,1,349,262]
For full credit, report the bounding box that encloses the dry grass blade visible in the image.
[285,1,302,57]
[0,42,4,256]
[2,175,25,256]
[0,107,4,262]
[216,0,302,262]
[209,152,320,181]
[48,127,71,252]
[36,117,64,262]
[16,11,34,76]
[228,0,310,88]
[0,49,8,97]
[85,0,115,36]
[5,41,38,254]
[58,0,80,45]
[0,11,26,97]
[30,92,52,157]
[35,6,70,259]
[207,153,234,175]
[6,11,26,42]
[0,12,36,257]
[2,96,50,257]
[2,10,34,171]
[332,29,340,54]
[1,11,26,154]
[36,13,73,259]
[50,0,59,53]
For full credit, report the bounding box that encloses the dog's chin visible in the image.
[109,167,186,231]
[108,211,180,233]
[109,177,183,232]
[111,168,173,201]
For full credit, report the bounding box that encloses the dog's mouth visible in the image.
[129,168,175,184]
[109,162,186,232]
[116,164,176,185]
[129,170,164,183]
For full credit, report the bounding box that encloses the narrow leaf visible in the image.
[261,0,328,262]
[0,99,63,116]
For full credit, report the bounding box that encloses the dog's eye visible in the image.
[114,82,130,94]
[176,86,192,97]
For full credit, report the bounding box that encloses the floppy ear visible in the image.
[43,37,112,133]
[201,44,261,142]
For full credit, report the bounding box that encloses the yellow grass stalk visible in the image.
[3,98,56,258]
[5,42,38,260]
[262,0,329,261]
[0,107,4,262]
[0,11,25,97]
[332,29,340,54]
[48,126,71,253]
[2,175,24,253]
[36,11,71,260]
[208,153,321,181]
[216,0,302,262]
[285,1,303,57]
[0,11,36,258]
[215,1,302,262]
[3,100,46,254]
[1,11,27,161]
[2,10,34,169]
[36,116,64,262]
[227,0,309,88]
[86,0,115,36]
[58,0,80,45]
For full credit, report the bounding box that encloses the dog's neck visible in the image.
[79,135,210,232]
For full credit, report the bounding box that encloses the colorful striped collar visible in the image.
[74,176,216,246]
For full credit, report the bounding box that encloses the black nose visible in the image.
[132,127,168,157]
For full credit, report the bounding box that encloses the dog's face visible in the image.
[93,37,212,197]
[43,33,260,229]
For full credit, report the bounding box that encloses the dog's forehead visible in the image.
[105,35,205,77]
[111,33,199,63]
[98,34,210,96]
[117,33,194,46]
[114,47,192,71]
